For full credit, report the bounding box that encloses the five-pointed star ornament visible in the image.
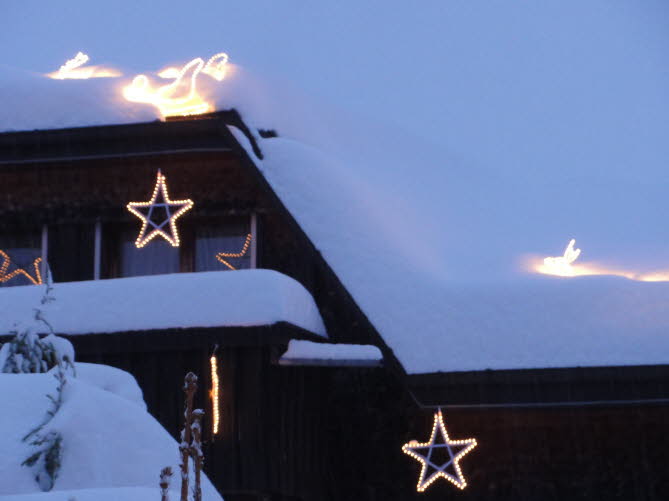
[126,170,194,248]
[402,409,478,491]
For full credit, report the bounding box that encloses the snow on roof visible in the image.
[0,367,222,498]
[0,270,326,337]
[2,3,669,373]
[279,340,383,367]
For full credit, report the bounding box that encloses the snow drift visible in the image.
[0,365,222,499]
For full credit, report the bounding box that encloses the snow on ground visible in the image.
[1,3,669,372]
[280,340,382,366]
[0,270,326,338]
[74,362,146,409]
[1,486,182,501]
[0,368,222,499]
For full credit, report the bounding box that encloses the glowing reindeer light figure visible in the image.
[47,52,121,79]
[540,239,581,277]
[202,53,230,81]
[533,239,638,280]
[123,53,230,118]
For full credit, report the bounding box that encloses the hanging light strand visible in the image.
[209,353,221,435]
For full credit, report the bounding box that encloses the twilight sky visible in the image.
[2,1,667,153]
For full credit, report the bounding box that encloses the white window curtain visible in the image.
[119,227,180,277]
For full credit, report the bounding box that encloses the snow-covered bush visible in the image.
[0,368,223,500]
[20,367,67,491]
[0,268,75,375]
[0,331,74,374]
[0,270,74,491]
[22,431,63,491]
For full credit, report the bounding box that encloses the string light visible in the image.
[209,355,220,435]
[215,234,252,270]
[402,409,477,491]
[539,238,582,277]
[0,250,42,286]
[202,53,229,81]
[122,52,229,117]
[126,170,194,248]
[47,52,121,79]
[531,239,669,281]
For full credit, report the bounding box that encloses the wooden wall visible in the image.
[72,330,669,501]
[72,332,407,501]
[0,123,381,347]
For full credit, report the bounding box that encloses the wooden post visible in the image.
[191,409,204,501]
[160,466,173,501]
[180,372,198,501]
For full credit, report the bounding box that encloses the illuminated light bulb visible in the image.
[215,234,252,270]
[47,52,121,79]
[402,409,477,492]
[126,170,194,248]
[123,52,229,118]
[0,250,43,285]
[210,355,220,435]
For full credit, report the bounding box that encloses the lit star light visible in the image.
[215,233,252,270]
[126,170,194,248]
[0,251,42,285]
[402,409,477,491]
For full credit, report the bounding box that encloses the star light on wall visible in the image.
[402,409,477,491]
[215,233,252,270]
[126,170,194,248]
[0,251,43,285]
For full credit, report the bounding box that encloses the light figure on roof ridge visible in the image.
[530,239,669,281]
[122,52,229,118]
[541,238,581,276]
[402,409,477,491]
[126,170,194,248]
[0,251,43,286]
[47,52,121,79]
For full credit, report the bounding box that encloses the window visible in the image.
[102,215,256,279]
[48,223,95,283]
[0,229,43,287]
[118,225,181,277]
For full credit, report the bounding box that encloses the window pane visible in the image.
[119,227,180,277]
[195,219,252,272]
[48,224,95,283]
[0,231,42,287]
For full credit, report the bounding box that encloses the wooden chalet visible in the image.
[1,110,668,501]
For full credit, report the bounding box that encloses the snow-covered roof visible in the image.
[2,3,669,374]
[0,270,327,338]
[279,340,383,367]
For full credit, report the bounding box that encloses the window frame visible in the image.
[98,213,257,280]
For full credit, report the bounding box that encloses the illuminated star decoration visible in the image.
[127,170,194,248]
[215,233,252,270]
[0,250,43,285]
[402,409,477,491]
